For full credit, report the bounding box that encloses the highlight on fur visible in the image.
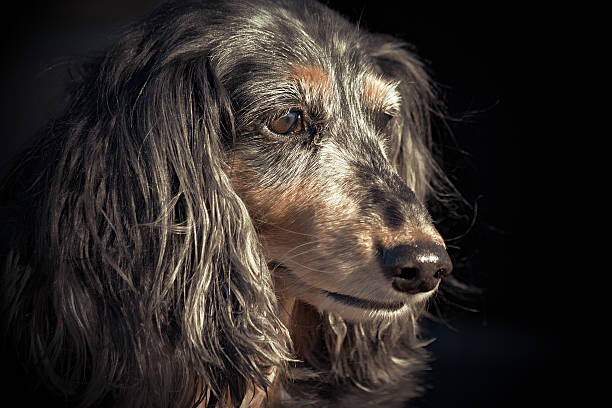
[0,1,461,407]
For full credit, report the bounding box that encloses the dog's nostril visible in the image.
[434,268,448,279]
[399,267,419,282]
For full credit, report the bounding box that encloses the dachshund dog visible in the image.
[1,0,455,407]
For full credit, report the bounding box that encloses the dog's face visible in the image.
[0,3,457,405]
[217,2,452,321]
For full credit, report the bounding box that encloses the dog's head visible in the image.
[2,0,453,405]
[216,1,453,321]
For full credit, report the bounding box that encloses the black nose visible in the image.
[380,243,452,294]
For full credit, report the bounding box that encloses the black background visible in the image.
[1,1,570,407]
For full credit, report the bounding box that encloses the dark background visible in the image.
[1,1,571,407]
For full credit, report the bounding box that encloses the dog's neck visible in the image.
[278,294,296,330]
[283,300,321,360]
[272,269,319,359]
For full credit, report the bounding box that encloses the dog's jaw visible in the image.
[300,281,436,322]
[271,262,436,323]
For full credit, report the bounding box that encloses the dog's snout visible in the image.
[380,243,452,294]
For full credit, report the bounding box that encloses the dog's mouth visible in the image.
[271,261,409,313]
[321,290,405,311]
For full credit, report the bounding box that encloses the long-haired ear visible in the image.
[2,4,290,407]
[370,38,447,204]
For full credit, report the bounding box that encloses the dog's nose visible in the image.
[380,243,452,294]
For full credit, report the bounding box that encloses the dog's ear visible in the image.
[370,38,445,203]
[2,6,290,407]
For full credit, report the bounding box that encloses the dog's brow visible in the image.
[290,64,332,99]
[363,74,400,110]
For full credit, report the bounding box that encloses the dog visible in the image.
[0,0,455,407]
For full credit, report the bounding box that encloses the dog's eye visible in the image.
[376,112,393,130]
[268,111,304,135]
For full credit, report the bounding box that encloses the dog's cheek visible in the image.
[228,160,316,257]
[258,200,316,261]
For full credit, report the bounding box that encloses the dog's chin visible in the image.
[271,262,436,322]
[302,286,438,322]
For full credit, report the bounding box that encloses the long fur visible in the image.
[1,1,456,407]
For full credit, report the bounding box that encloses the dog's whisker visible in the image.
[445,195,481,242]
[276,259,329,275]
[254,219,319,239]
[279,241,321,258]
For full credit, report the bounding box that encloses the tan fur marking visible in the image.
[363,74,398,109]
[291,64,332,100]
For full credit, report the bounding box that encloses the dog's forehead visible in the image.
[215,1,401,123]
[288,63,399,111]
